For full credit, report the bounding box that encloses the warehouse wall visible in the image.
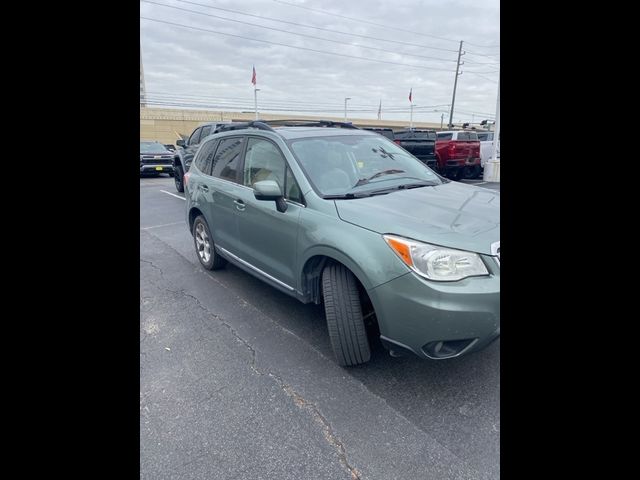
[140,107,443,145]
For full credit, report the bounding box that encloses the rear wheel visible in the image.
[464,165,481,179]
[174,165,184,192]
[454,167,465,181]
[192,216,227,270]
[322,264,371,366]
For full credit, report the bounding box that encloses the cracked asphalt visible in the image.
[140,175,500,479]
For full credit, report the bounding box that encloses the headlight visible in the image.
[383,235,489,281]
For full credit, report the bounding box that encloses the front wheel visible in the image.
[174,165,184,192]
[322,264,371,366]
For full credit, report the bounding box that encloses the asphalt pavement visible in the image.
[140,175,500,480]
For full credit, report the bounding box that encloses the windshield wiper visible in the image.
[323,192,372,199]
[353,169,406,187]
[369,181,439,195]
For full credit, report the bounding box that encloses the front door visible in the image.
[233,137,303,291]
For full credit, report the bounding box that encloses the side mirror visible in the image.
[253,180,287,213]
[176,139,186,147]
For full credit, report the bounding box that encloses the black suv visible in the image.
[140,141,175,176]
[173,122,232,192]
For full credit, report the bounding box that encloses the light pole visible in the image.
[483,72,500,182]
[254,88,260,120]
[344,97,351,122]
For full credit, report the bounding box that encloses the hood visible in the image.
[335,182,499,255]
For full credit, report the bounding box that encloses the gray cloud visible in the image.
[141,0,499,124]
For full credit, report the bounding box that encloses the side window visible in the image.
[437,133,453,140]
[189,127,202,146]
[211,137,245,183]
[285,166,303,203]
[243,138,286,190]
[243,138,303,203]
[193,140,218,175]
[200,125,212,141]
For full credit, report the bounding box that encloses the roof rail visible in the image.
[258,119,360,130]
[213,121,275,134]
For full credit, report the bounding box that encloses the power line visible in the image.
[272,0,464,44]
[465,50,500,59]
[143,0,458,64]
[154,0,461,54]
[140,17,457,72]
[147,91,452,110]
[465,72,498,83]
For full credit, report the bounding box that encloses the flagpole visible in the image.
[410,103,413,128]
[254,87,258,120]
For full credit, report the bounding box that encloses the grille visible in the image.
[141,155,173,165]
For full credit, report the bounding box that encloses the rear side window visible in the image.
[193,139,218,175]
[189,127,202,145]
[394,131,409,140]
[212,137,245,183]
[413,131,436,140]
[437,133,453,140]
[200,125,212,140]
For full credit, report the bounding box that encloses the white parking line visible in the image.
[160,190,186,201]
[141,221,185,230]
[475,181,488,185]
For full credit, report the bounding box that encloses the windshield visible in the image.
[140,142,168,153]
[288,134,443,197]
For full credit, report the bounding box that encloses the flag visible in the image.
[409,88,412,103]
[377,99,382,119]
[251,65,256,86]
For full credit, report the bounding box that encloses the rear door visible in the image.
[187,138,219,229]
[204,136,247,252]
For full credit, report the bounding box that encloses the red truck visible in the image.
[435,131,482,180]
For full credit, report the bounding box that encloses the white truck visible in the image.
[477,131,500,168]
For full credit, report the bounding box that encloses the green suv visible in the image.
[184,121,500,366]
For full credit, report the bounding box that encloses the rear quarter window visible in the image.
[437,133,453,140]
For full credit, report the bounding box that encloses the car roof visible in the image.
[269,127,377,140]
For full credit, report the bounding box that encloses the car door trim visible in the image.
[217,246,295,292]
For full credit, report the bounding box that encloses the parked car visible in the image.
[362,127,395,140]
[184,120,500,366]
[435,130,482,180]
[173,122,233,192]
[392,129,438,169]
[140,141,174,176]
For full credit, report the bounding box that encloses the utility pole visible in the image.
[448,40,464,128]
[440,113,444,129]
[344,97,351,122]
[483,71,500,182]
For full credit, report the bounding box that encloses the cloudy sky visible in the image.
[140,0,499,125]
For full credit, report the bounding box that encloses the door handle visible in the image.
[234,199,246,211]
[199,184,209,192]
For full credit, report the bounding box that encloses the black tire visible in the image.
[464,165,481,179]
[192,216,227,270]
[168,171,175,177]
[322,264,371,366]
[454,167,465,181]
[174,165,185,193]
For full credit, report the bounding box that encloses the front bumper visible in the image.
[368,258,500,360]
[140,164,174,173]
